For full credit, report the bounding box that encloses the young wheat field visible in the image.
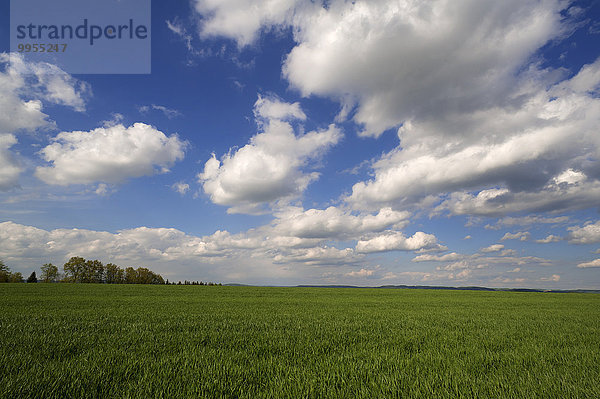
[0,284,598,398]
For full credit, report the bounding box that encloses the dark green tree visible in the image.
[0,260,9,283]
[27,271,37,283]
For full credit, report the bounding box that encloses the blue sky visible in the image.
[1,0,600,288]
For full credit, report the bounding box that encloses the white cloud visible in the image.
[0,53,89,134]
[436,179,600,217]
[198,96,341,214]
[193,1,600,219]
[194,0,303,46]
[491,275,528,285]
[283,0,570,136]
[577,259,600,268]
[346,268,375,278]
[0,53,90,112]
[485,215,570,230]
[501,231,530,241]
[412,252,463,263]
[95,183,109,196]
[348,71,600,213]
[172,182,190,195]
[0,221,229,264]
[0,220,563,285]
[254,94,306,121]
[483,255,552,266]
[139,104,182,119]
[0,134,22,191]
[166,19,203,56]
[271,206,410,240]
[436,261,472,272]
[194,1,576,134]
[35,123,187,186]
[535,235,562,244]
[481,244,504,253]
[356,231,440,253]
[464,235,472,240]
[553,169,586,185]
[568,221,600,244]
[0,54,91,190]
[274,246,360,266]
[540,274,561,282]
[0,220,363,275]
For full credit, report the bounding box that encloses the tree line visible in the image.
[0,260,24,283]
[1,257,165,284]
[1,257,222,285]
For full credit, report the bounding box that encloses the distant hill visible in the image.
[291,284,600,293]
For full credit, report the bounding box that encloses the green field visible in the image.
[1,284,599,398]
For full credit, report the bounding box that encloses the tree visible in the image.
[27,271,37,283]
[40,263,59,283]
[0,260,9,283]
[63,257,86,282]
[125,267,137,284]
[105,263,124,284]
[136,267,154,284]
[8,272,23,283]
[62,257,165,285]
[85,260,104,283]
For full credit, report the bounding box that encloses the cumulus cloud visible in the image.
[485,216,570,230]
[194,1,578,132]
[0,54,89,124]
[436,179,600,217]
[577,259,600,268]
[356,231,440,253]
[0,220,362,272]
[0,221,233,264]
[274,246,360,266]
[198,96,341,214]
[0,54,90,190]
[568,221,600,244]
[0,134,22,191]
[0,220,563,285]
[271,206,410,240]
[412,253,463,263]
[540,274,561,282]
[348,66,600,212]
[501,231,530,241]
[346,268,375,278]
[254,95,306,121]
[193,1,600,219]
[172,182,190,195]
[35,123,187,185]
[95,183,110,196]
[282,0,570,136]
[481,244,504,253]
[535,235,562,244]
[194,0,303,46]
